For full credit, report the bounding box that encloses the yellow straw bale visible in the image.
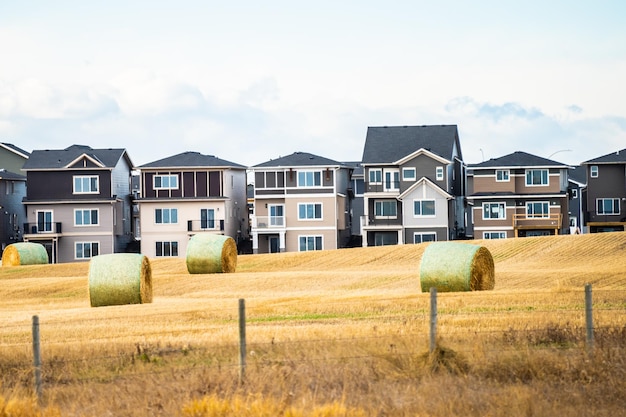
[1,242,49,266]
[186,234,237,274]
[88,253,153,307]
[419,242,495,292]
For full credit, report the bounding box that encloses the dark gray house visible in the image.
[567,165,587,234]
[21,145,135,263]
[360,125,468,246]
[581,148,626,233]
[0,143,30,252]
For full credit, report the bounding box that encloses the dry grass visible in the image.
[1,232,625,416]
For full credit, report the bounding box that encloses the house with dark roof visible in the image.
[360,125,468,246]
[250,152,352,253]
[468,151,570,239]
[136,151,249,258]
[567,165,587,234]
[21,145,135,263]
[0,143,30,251]
[581,148,626,233]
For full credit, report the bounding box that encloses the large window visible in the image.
[414,200,436,217]
[483,202,506,219]
[496,170,510,182]
[36,210,53,232]
[75,242,99,259]
[369,169,382,184]
[155,208,178,224]
[402,168,416,181]
[298,203,322,220]
[484,232,506,239]
[299,236,323,251]
[414,232,436,243]
[269,205,284,226]
[156,241,179,257]
[384,169,399,191]
[597,198,620,215]
[525,169,549,186]
[73,176,99,194]
[154,175,178,189]
[75,209,99,226]
[200,209,215,229]
[298,171,321,187]
[374,200,397,218]
[526,202,550,218]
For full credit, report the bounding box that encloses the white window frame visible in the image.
[590,165,599,178]
[369,168,382,184]
[298,203,323,220]
[484,231,506,239]
[383,169,400,192]
[597,198,620,215]
[74,208,99,226]
[436,166,444,181]
[268,204,285,226]
[297,170,322,187]
[483,202,506,220]
[73,175,99,194]
[154,174,179,190]
[156,241,179,257]
[402,167,416,181]
[200,208,215,229]
[374,200,397,219]
[413,199,436,217]
[525,169,549,186]
[413,232,437,244]
[526,201,550,218]
[299,235,323,252]
[496,170,510,182]
[155,208,178,224]
[571,189,578,199]
[75,242,99,259]
[36,210,53,233]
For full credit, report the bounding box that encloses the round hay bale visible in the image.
[186,234,237,274]
[88,253,152,307]
[2,242,49,266]
[419,242,495,292]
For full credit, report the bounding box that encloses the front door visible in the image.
[269,236,280,253]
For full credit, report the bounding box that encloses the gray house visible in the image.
[567,165,587,234]
[21,145,135,263]
[0,143,30,251]
[360,125,468,246]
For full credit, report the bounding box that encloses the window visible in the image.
[200,209,215,229]
[298,203,322,220]
[154,175,179,189]
[414,200,436,216]
[75,242,99,259]
[73,176,99,194]
[525,169,549,186]
[414,232,437,243]
[369,169,382,184]
[571,189,578,199]
[590,165,598,178]
[36,211,53,232]
[374,200,397,218]
[299,235,323,251]
[297,171,321,187]
[269,205,284,226]
[155,208,178,224]
[597,198,620,215]
[436,167,444,181]
[402,168,416,181]
[483,202,506,219]
[75,209,99,226]
[156,241,179,257]
[496,170,510,182]
[484,232,506,239]
[526,202,550,218]
[384,169,399,191]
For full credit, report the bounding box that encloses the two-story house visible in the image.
[581,148,626,233]
[567,165,587,234]
[0,143,30,251]
[250,152,352,253]
[21,145,135,263]
[360,125,467,246]
[136,151,249,258]
[468,151,570,239]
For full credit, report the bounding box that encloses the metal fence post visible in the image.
[430,287,437,353]
[238,299,246,384]
[585,283,594,349]
[32,315,43,404]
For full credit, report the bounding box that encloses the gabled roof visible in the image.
[139,151,246,169]
[361,125,461,165]
[470,151,569,169]
[0,143,30,159]
[0,169,26,181]
[568,165,586,186]
[398,176,453,201]
[254,151,345,168]
[582,148,626,164]
[22,145,131,170]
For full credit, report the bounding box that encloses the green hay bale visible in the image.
[186,234,237,274]
[88,253,153,307]
[419,242,495,292]
[1,242,49,266]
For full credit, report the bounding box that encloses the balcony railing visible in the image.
[360,215,403,227]
[252,216,285,229]
[187,220,225,232]
[365,182,401,193]
[24,223,62,234]
[512,213,562,229]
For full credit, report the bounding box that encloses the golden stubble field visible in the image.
[1,232,625,417]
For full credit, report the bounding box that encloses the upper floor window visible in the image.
[75,209,99,226]
[299,235,323,252]
[155,208,178,224]
[526,202,550,218]
[268,205,284,226]
[436,167,444,181]
[483,202,506,220]
[402,168,416,181]
[75,242,99,259]
[384,169,399,191]
[496,170,510,182]
[590,165,599,178]
[374,200,397,218]
[73,176,99,194]
[526,169,549,186]
[298,171,321,187]
[369,169,382,184]
[156,241,179,257]
[571,189,578,199]
[154,175,178,190]
[298,203,322,220]
[597,198,620,215]
[414,200,436,217]
[200,209,215,229]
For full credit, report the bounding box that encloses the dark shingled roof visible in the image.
[568,165,586,185]
[470,151,569,168]
[0,169,26,180]
[582,148,626,164]
[361,125,461,164]
[22,145,129,170]
[139,151,246,169]
[254,152,344,168]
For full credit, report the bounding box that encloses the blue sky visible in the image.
[1,1,625,168]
